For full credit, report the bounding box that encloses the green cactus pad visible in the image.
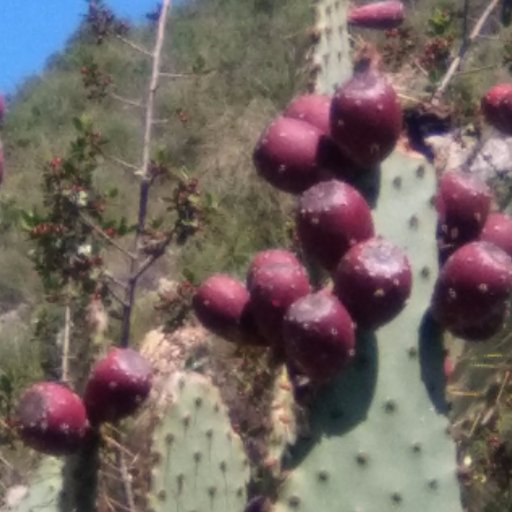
[10,457,63,512]
[312,0,352,94]
[148,371,250,512]
[274,152,463,512]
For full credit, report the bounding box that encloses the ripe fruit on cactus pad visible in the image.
[334,237,412,329]
[431,241,512,340]
[247,248,301,288]
[283,94,332,134]
[84,348,152,423]
[348,1,405,29]
[193,273,258,343]
[330,66,402,168]
[253,116,339,194]
[436,170,491,247]
[248,262,310,346]
[480,212,512,257]
[15,382,87,455]
[297,179,374,271]
[481,83,512,134]
[283,292,355,382]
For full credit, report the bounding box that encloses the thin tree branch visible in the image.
[103,271,128,290]
[433,0,501,100]
[120,0,172,348]
[79,212,137,260]
[109,92,144,109]
[115,35,153,57]
[129,231,175,283]
[106,154,140,172]
[61,303,71,383]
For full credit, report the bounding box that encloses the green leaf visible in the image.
[182,268,196,284]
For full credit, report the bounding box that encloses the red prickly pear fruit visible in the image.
[248,262,310,346]
[447,303,509,341]
[192,274,261,344]
[247,249,301,288]
[283,292,355,382]
[348,1,405,29]
[297,180,374,272]
[431,241,512,340]
[480,212,512,258]
[436,170,491,249]
[253,116,336,194]
[334,237,412,329]
[330,67,402,168]
[15,382,88,455]
[84,348,152,424]
[284,94,332,134]
[481,83,512,135]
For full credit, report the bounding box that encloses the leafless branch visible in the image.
[79,212,137,260]
[110,92,144,109]
[115,35,153,57]
[61,303,71,383]
[433,0,501,100]
[120,0,173,347]
[106,154,140,172]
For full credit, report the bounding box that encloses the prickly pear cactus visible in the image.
[311,0,352,94]
[274,151,463,512]
[9,457,63,512]
[148,372,250,512]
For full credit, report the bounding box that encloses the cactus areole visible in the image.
[330,68,402,168]
[84,347,152,424]
[16,382,88,455]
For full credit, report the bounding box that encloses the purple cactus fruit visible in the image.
[284,94,332,134]
[253,116,338,194]
[334,237,412,329]
[297,179,374,271]
[481,83,512,135]
[431,241,512,340]
[247,249,301,288]
[192,273,260,344]
[330,68,402,168]
[84,348,152,424]
[447,303,509,341]
[283,292,355,382]
[480,212,512,258]
[436,170,491,248]
[248,262,310,346]
[15,382,88,455]
[348,1,405,29]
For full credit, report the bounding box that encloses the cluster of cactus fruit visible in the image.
[10,0,512,511]
[14,347,152,456]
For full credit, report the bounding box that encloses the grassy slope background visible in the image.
[2,0,512,510]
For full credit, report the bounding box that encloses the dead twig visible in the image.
[432,0,501,100]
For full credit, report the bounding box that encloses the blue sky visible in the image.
[0,1,165,94]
